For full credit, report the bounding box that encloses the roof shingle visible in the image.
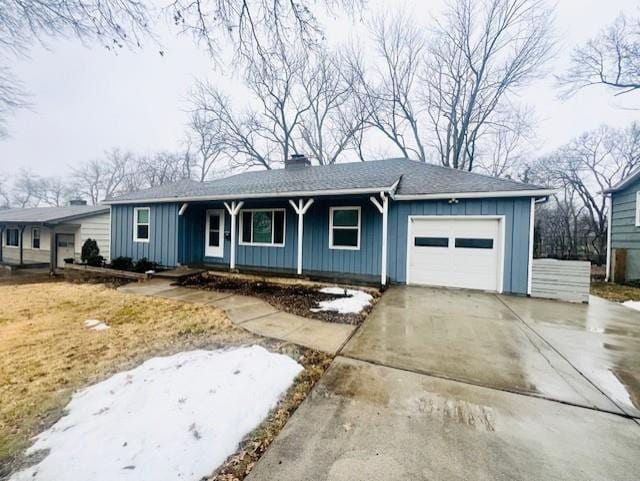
[106,158,548,203]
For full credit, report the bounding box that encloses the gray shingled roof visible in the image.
[0,205,109,223]
[106,158,549,203]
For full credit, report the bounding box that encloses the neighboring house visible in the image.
[105,157,553,294]
[0,202,110,272]
[604,171,640,282]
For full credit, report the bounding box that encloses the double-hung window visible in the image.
[133,207,150,242]
[636,192,640,227]
[240,209,285,246]
[6,228,19,247]
[329,206,361,250]
[32,228,40,249]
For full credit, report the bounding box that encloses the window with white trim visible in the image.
[239,209,285,246]
[329,206,361,250]
[32,228,40,249]
[133,207,150,242]
[5,228,19,247]
[636,191,640,227]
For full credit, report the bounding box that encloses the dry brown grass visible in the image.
[0,282,256,474]
[591,281,640,302]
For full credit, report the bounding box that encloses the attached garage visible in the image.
[406,216,504,292]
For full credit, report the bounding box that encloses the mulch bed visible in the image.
[178,273,379,325]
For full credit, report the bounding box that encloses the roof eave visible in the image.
[103,184,401,205]
[393,189,557,200]
[0,208,110,224]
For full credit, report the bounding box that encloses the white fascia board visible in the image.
[103,184,399,205]
[394,189,557,200]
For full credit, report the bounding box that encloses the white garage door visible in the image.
[408,217,503,292]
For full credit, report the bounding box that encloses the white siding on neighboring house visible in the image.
[78,212,111,262]
[2,226,51,264]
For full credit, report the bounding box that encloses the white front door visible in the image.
[205,209,225,258]
[408,217,503,292]
[56,234,75,268]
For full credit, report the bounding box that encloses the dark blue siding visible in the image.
[110,203,179,266]
[111,195,531,294]
[302,197,382,277]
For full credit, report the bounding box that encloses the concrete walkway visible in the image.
[118,279,356,354]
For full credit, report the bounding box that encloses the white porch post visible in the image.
[289,198,314,275]
[370,192,389,285]
[224,201,244,270]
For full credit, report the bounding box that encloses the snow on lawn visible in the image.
[10,346,302,481]
[311,287,373,314]
[84,319,110,331]
[622,300,640,311]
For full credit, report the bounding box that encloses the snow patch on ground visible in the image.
[84,319,110,331]
[10,346,302,481]
[622,300,640,311]
[311,287,373,314]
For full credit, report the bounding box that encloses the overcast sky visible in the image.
[0,0,638,179]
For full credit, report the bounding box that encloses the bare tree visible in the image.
[187,111,225,181]
[474,106,535,177]
[423,0,554,171]
[0,0,152,137]
[190,45,315,170]
[72,149,133,204]
[0,178,10,208]
[348,13,427,161]
[245,45,312,164]
[190,82,274,169]
[134,151,193,187]
[9,170,41,207]
[560,13,640,97]
[535,123,640,263]
[298,51,368,165]
[168,0,362,62]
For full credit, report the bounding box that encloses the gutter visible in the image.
[102,184,401,205]
[393,189,557,200]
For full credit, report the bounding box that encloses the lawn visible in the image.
[0,281,331,480]
[591,281,640,302]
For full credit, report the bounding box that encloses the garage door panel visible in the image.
[409,217,502,292]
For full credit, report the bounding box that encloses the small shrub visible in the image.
[110,256,133,271]
[133,257,156,273]
[63,257,75,264]
[81,239,100,262]
[86,255,104,267]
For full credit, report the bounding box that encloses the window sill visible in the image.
[329,245,360,251]
[239,242,285,248]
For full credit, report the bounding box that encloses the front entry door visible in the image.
[56,234,75,268]
[205,209,225,258]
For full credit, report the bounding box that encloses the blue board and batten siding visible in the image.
[110,203,179,266]
[110,195,532,294]
[387,197,531,294]
[611,177,640,280]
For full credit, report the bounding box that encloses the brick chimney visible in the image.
[285,153,311,169]
[69,199,87,206]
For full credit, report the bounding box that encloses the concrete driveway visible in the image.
[247,286,640,481]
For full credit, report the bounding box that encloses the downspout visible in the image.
[0,225,4,263]
[606,195,612,282]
